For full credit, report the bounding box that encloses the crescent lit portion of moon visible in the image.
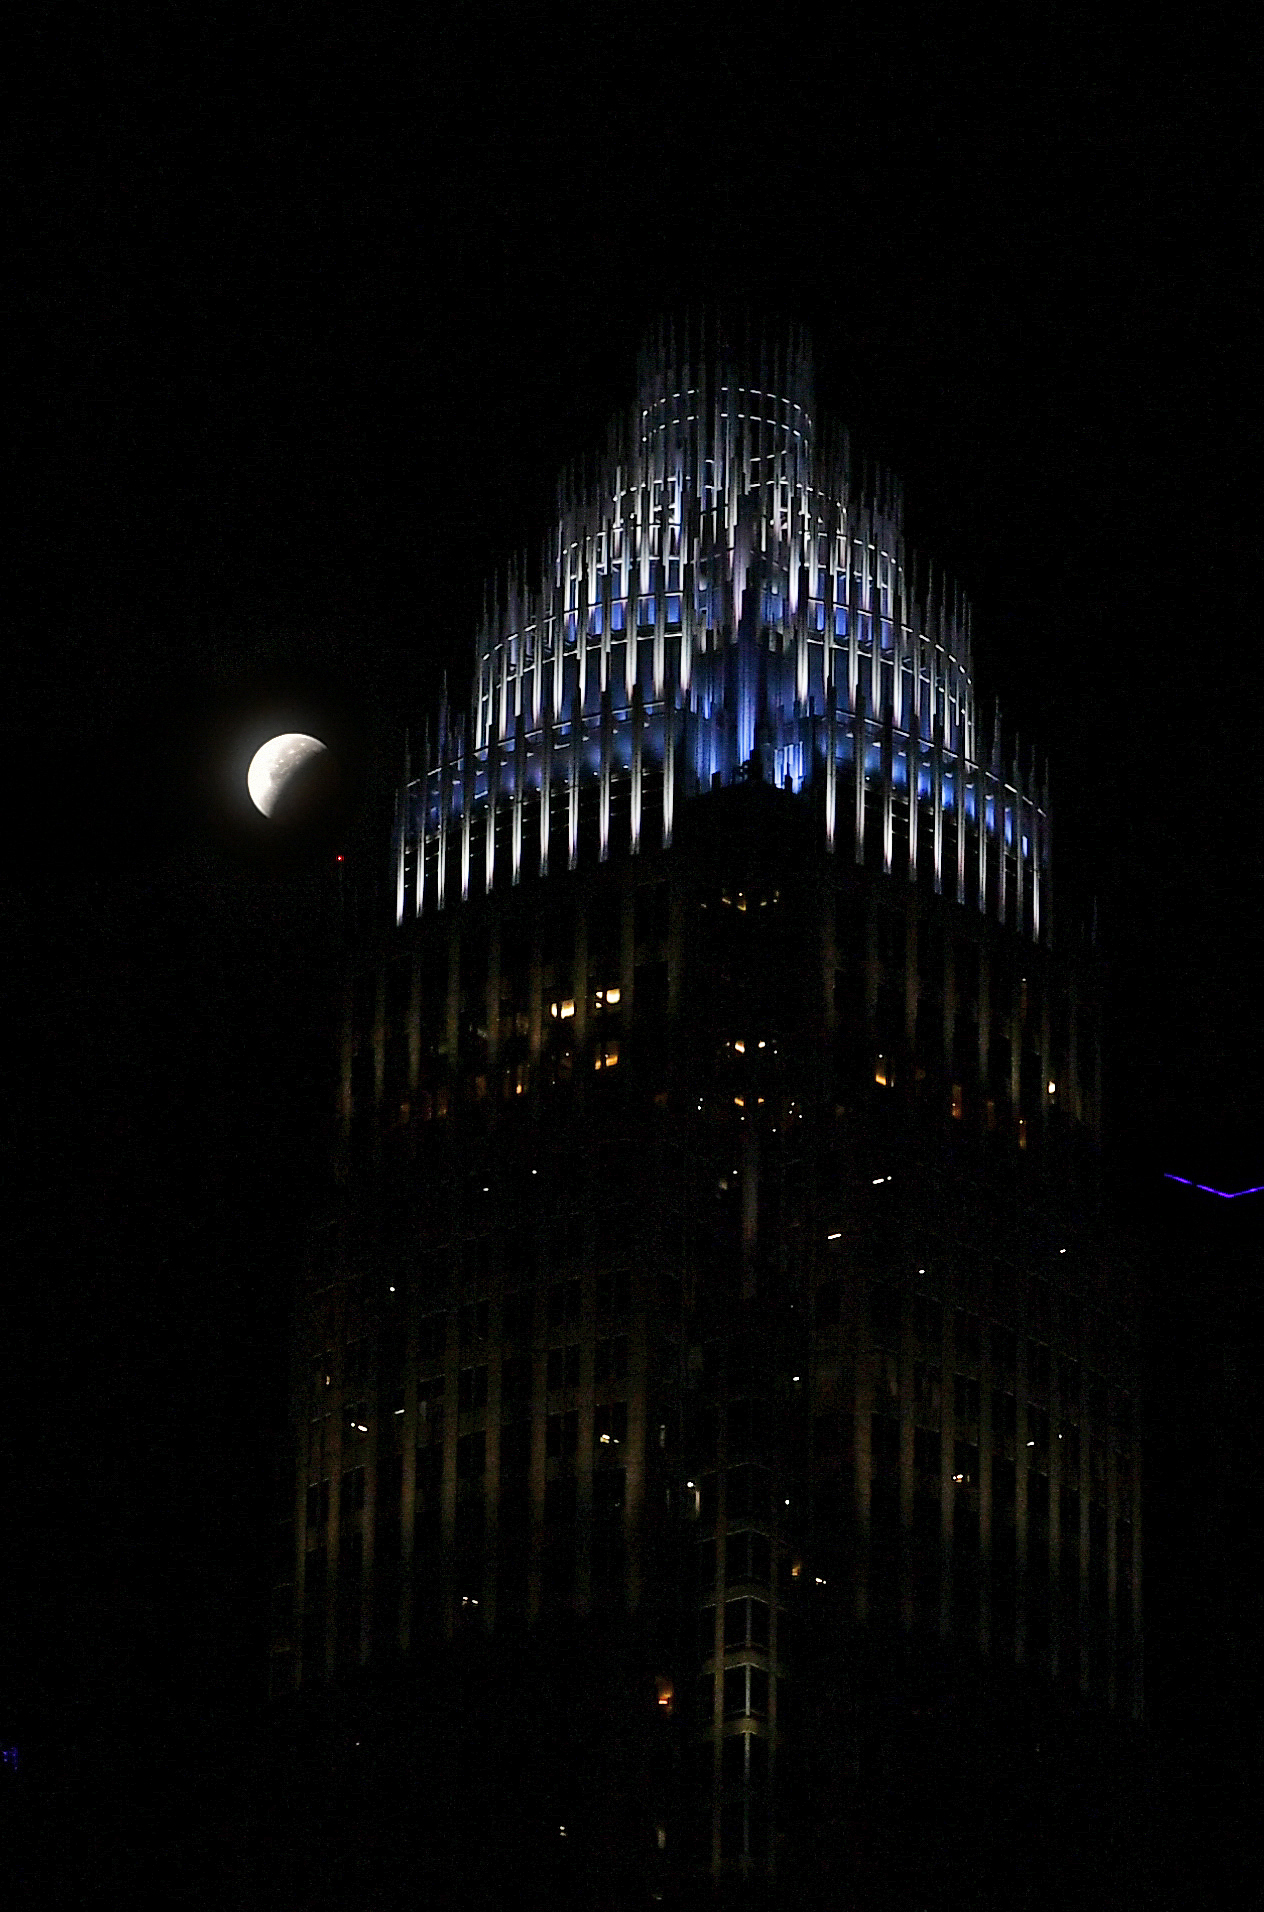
[247,733,327,817]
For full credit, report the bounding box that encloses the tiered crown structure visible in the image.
[396,327,1048,934]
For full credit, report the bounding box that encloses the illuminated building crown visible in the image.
[398,328,1046,939]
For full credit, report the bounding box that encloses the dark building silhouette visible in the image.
[269,333,1142,1904]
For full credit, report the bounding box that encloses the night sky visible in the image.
[8,11,1258,1903]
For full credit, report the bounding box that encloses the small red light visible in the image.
[336,855,344,862]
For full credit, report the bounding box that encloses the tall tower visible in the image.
[272,331,1140,1898]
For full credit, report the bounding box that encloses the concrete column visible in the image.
[626,1294,648,1614]
[407,947,421,1098]
[853,693,866,867]
[359,1372,377,1668]
[1106,1402,1118,1711]
[940,1305,955,1637]
[620,880,635,1025]
[977,949,991,1116]
[527,1336,547,1626]
[1078,1369,1091,1696]
[336,974,353,1171]
[486,919,501,1074]
[575,1276,594,1615]
[322,1319,346,1681]
[1015,1342,1028,1665]
[484,1305,502,1635]
[863,893,879,1034]
[1048,1356,1062,1684]
[854,1292,872,1626]
[444,927,460,1072]
[440,1315,459,1640]
[527,914,543,1069]
[978,1328,993,1657]
[821,879,838,1041]
[899,1289,915,1631]
[399,1259,420,1653]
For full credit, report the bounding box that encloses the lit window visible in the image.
[605,986,621,1005]
[1047,1079,1056,1096]
[734,1040,746,1054]
[874,1056,890,1087]
[951,1082,964,1119]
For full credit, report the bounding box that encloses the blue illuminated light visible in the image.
[404,340,1052,925]
[1163,1173,1264,1200]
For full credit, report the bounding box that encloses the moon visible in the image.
[247,733,327,817]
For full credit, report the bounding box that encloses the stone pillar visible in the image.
[899,1289,915,1631]
[940,1305,955,1637]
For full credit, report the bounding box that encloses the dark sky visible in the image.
[7,8,1258,1898]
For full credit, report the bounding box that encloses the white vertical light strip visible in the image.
[631,687,643,856]
[956,737,967,908]
[908,731,919,885]
[415,725,430,920]
[568,690,580,872]
[394,784,405,928]
[539,714,552,880]
[932,728,944,896]
[1014,763,1025,934]
[436,755,448,914]
[498,635,510,748]
[663,697,676,850]
[511,725,524,888]
[415,778,426,920]
[460,730,472,904]
[846,543,859,713]
[853,695,866,867]
[881,718,893,877]
[976,763,987,914]
[824,689,836,853]
[599,691,611,864]
[484,742,496,896]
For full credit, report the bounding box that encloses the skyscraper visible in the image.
[272,330,1141,1898]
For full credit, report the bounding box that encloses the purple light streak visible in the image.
[1163,1174,1264,1200]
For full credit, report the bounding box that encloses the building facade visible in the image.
[272,334,1141,1895]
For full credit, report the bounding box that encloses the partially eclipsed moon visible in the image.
[247,733,327,817]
